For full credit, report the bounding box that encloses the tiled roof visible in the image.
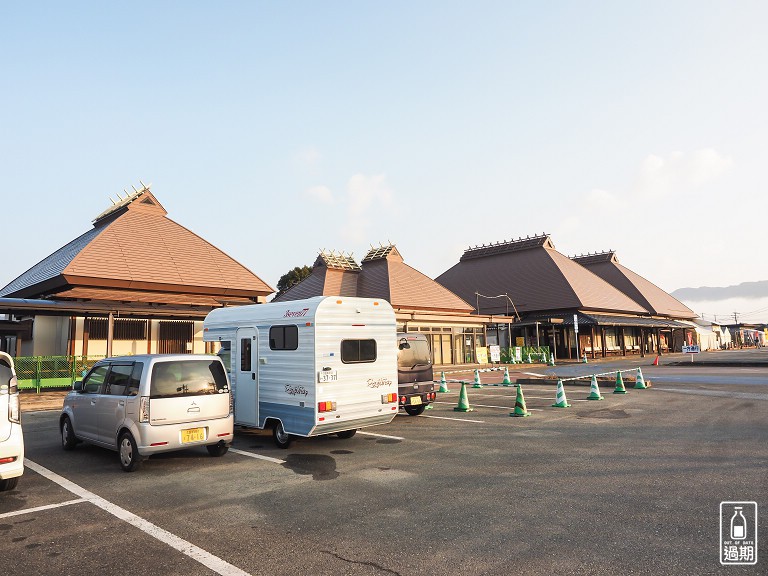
[572,252,695,319]
[1,187,274,301]
[436,238,648,316]
[274,246,473,313]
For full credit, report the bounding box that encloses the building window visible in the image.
[88,319,148,340]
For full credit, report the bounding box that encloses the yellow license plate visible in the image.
[181,428,206,443]
[410,396,422,406]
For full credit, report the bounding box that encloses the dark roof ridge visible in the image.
[461,233,553,261]
[571,251,618,265]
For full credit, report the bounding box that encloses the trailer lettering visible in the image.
[367,377,393,389]
[284,308,310,318]
[285,384,309,397]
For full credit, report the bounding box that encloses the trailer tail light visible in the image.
[381,393,397,404]
[140,396,150,423]
[318,401,337,413]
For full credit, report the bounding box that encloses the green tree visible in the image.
[275,265,312,298]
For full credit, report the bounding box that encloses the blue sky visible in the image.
[2,2,767,319]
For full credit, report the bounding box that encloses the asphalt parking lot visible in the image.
[2,358,766,575]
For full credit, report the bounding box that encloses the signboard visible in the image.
[682,345,700,354]
[475,347,489,364]
[513,346,523,362]
[489,345,501,363]
[573,314,579,333]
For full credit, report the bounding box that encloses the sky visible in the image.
[2,2,767,320]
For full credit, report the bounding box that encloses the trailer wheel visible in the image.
[336,429,357,439]
[404,405,426,416]
[272,421,293,449]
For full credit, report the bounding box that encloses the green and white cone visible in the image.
[548,352,555,366]
[453,381,473,412]
[438,371,450,393]
[634,367,648,389]
[582,353,588,363]
[472,369,483,388]
[551,379,571,408]
[613,371,628,394]
[501,366,513,387]
[525,352,532,364]
[586,375,604,400]
[510,384,531,417]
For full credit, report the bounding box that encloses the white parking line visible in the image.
[229,447,285,464]
[654,388,768,401]
[421,415,485,423]
[358,431,406,440]
[24,459,251,576]
[0,498,86,519]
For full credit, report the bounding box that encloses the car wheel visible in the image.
[0,477,19,492]
[61,416,77,450]
[336,429,357,439]
[404,404,426,416]
[118,431,142,472]
[272,421,292,449]
[206,443,229,457]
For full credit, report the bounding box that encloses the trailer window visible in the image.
[270,325,298,350]
[240,338,252,371]
[341,339,377,363]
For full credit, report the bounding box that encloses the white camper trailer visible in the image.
[203,296,398,448]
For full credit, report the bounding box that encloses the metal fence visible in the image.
[14,355,107,392]
[500,346,550,364]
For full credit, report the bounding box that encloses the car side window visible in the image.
[105,364,133,396]
[126,362,143,396]
[83,365,109,394]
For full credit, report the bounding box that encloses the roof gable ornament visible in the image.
[362,243,403,263]
[460,233,552,261]
[570,251,618,265]
[92,181,166,226]
[315,249,361,271]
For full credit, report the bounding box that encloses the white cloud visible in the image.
[305,185,334,204]
[342,174,394,243]
[635,148,733,199]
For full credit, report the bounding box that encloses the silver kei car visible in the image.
[60,354,233,472]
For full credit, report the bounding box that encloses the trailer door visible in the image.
[235,328,258,426]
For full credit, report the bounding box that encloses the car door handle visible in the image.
[118,401,125,407]
[90,400,97,406]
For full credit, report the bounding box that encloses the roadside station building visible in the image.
[274,245,499,365]
[436,235,697,359]
[0,186,273,357]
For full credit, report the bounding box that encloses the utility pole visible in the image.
[733,312,739,324]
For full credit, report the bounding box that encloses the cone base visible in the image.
[586,395,604,400]
[633,384,647,389]
[439,388,451,393]
[551,402,571,408]
[454,407,474,412]
[472,384,483,388]
[510,411,531,417]
[613,390,628,394]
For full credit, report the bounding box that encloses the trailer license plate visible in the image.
[181,428,206,443]
[410,396,422,406]
[318,370,338,383]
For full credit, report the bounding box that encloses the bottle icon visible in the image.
[731,506,747,540]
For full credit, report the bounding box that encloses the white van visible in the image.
[203,296,398,448]
[0,352,23,491]
[60,354,233,472]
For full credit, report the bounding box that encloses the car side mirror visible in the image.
[73,381,83,392]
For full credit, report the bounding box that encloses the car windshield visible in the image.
[149,360,228,399]
[398,339,432,368]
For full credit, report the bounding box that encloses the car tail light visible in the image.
[399,396,406,404]
[318,401,337,413]
[381,393,397,404]
[140,396,150,423]
[8,376,20,424]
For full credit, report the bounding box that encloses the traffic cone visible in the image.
[586,375,604,400]
[613,371,628,394]
[510,384,531,417]
[501,367,513,387]
[652,355,659,366]
[634,367,648,389]
[582,353,588,364]
[438,371,450,393]
[524,352,531,364]
[551,379,571,408]
[453,381,473,412]
[472,369,483,388]
[548,352,555,367]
